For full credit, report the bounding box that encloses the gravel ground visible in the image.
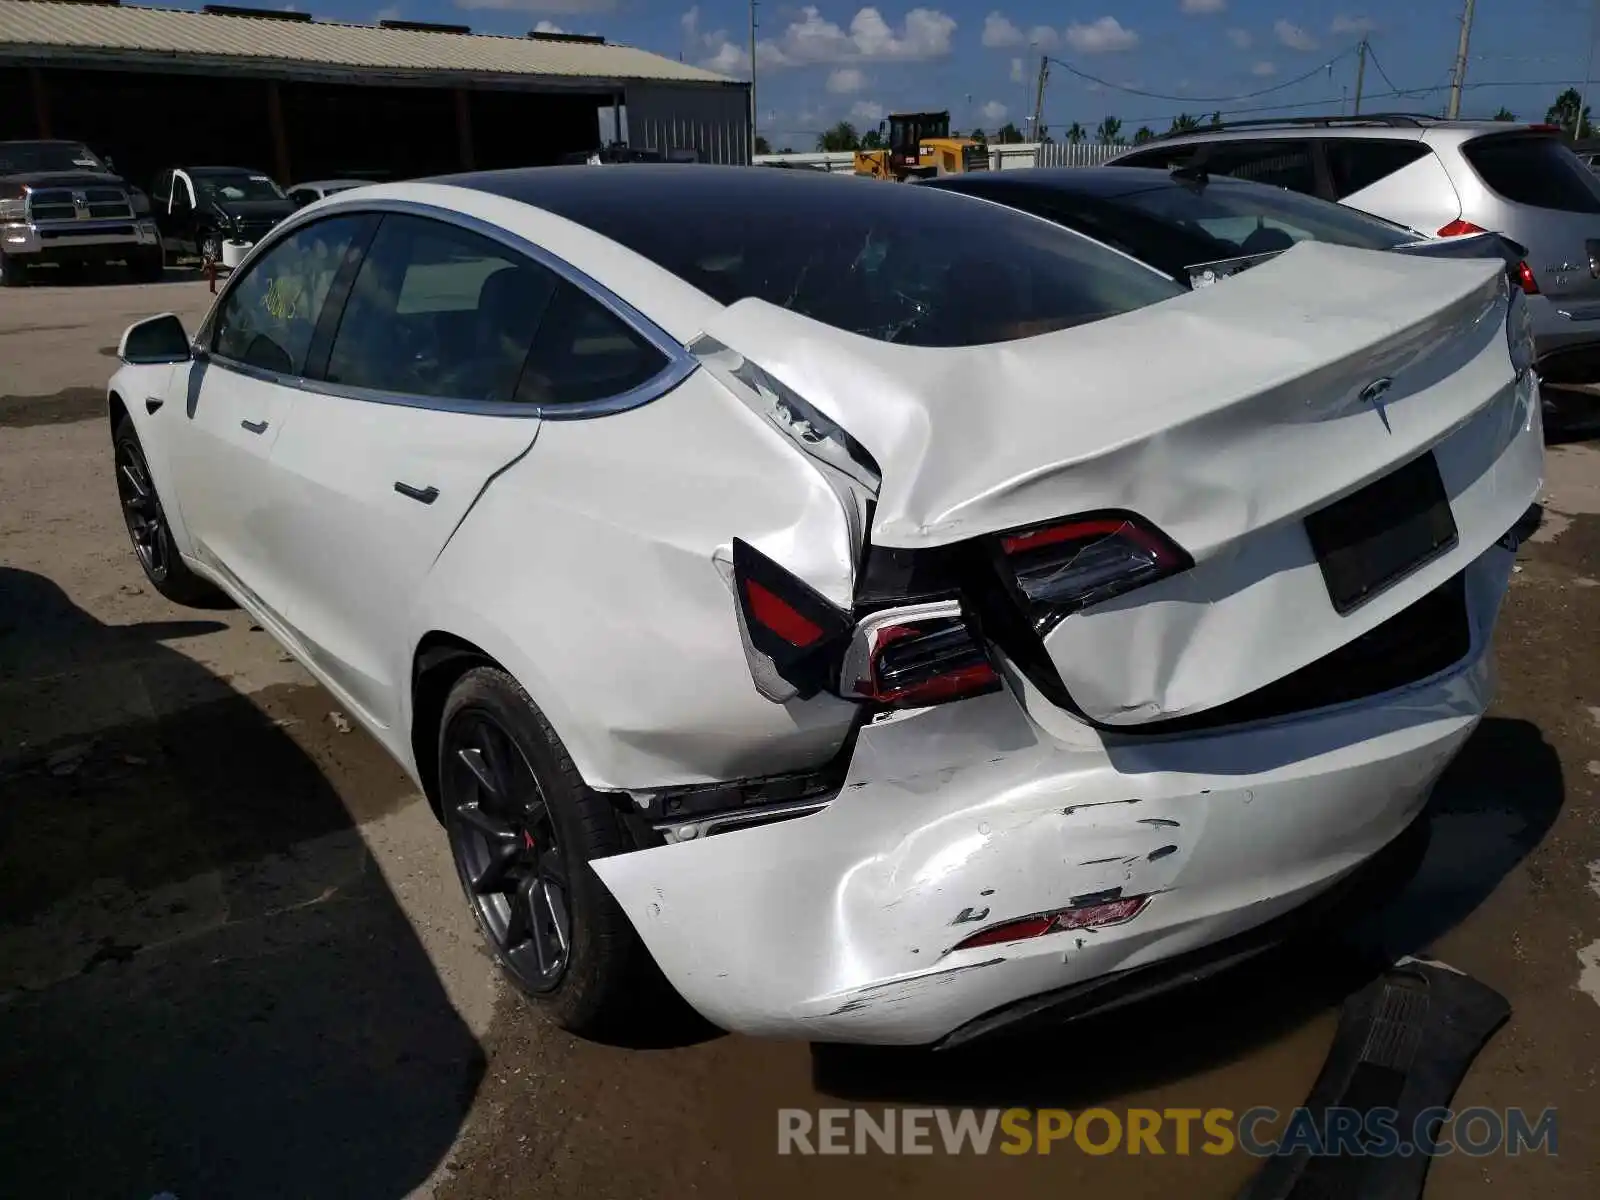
[2,279,1597,1199]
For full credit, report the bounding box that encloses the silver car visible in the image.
[1109,116,1600,383]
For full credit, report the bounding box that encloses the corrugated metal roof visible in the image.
[0,0,735,85]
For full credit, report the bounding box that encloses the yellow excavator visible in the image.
[853,111,990,181]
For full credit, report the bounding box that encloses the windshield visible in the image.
[513,168,1184,347]
[0,142,105,174]
[1117,178,1415,263]
[195,173,286,203]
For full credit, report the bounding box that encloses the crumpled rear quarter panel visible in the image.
[415,370,862,791]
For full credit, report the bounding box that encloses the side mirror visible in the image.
[119,314,192,365]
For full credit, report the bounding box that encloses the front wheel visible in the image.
[438,666,664,1036]
[112,417,227,607]
[0,248,28,287]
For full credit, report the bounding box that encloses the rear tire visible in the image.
[0,249,27,287]
[438,666,665,1037]
[112,415,228,607]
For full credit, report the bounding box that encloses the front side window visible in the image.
[323,213,557,404]
[211,214,371,375]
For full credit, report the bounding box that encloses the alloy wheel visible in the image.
[115,437,169,580]
[443,708,572,991]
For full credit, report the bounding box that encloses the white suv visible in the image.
[1110,116,1600,383]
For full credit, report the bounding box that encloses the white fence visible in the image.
[754,140,1125,174]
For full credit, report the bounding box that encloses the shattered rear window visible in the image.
[471,166,1183,347]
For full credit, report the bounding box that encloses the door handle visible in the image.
[394,482,439,505]
[241,419,268,434]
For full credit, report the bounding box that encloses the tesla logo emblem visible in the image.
[71,190,88,218]
[1360,377,1395,432]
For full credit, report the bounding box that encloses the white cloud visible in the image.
[980,99,1008,122]
[1251,60,1277,76]
[827,66,866,92]
[1009,55,1025,82]
[374,4,402,19]
[455,0,615,13]
[982,12,1023,47]
[689,5,957,74]
[851,99,887,124]
[1274,18,1318,51]
[1227,27,1251,49]
[1028,25,1060,48]
[532,18,564,31]
[1180,0,1226,13]
[1065,16,1138,54]
[1330,14,1375,35]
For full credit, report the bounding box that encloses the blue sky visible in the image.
[295,1,1600,146]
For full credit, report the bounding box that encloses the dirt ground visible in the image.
[2,278,1598,1199]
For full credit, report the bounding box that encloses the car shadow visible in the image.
[809,716,1562,1107]
[0,566,484,1199]
[16,262,210,288]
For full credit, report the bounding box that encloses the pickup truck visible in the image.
[0,140,163,286]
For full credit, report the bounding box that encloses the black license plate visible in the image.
[1304,452,1457,615]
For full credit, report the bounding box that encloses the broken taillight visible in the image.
[841,604,1001,708]
[1000,513,1189,628]
[730,538,853,701]
[1513,260,1540,295]
[953,894,1151,951]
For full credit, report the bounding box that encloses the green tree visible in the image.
[1208,111,1224,129]
[779,145,795,153]
[1169,112,1201,134]
[1133,125,1156,145]
[1066,121,1086,144]
[816,121,861,152]
[969,128,988,144]
[861,126,886,149]
[1492,107,1516,122]
[1095,115,1123,145]
[754,135,772,155]
[995,121,1024,144]
[1546,87,1592,138]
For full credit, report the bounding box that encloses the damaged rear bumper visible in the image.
[592,546,1513,1046]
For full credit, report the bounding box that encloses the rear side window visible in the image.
[1324,139,1431,199]
[323,213,557,404]
[1197,141,1318,193]
[1120,178,1413,254]
[1461,134,1600,212]
[514,281,669,407]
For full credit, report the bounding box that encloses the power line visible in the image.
[1043,45,1359,105]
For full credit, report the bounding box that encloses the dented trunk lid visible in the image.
[701,241,1541,726]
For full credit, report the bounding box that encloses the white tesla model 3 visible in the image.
[107,165,1543,1046]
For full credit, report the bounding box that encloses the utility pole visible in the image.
[1353,36,1367,115]
[1578,0,1599,140]
[1031,54,1050,141]
[1446,0,1476,120]
[749,0,758,152]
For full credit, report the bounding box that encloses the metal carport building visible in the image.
[0,0,750,187]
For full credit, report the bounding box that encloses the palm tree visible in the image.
[1169,113,1201,134]
[1066,121,1086,144]
[1095,115,1123,146]
[1208,111,1224,129]
[1546,88,1590,137]
[1493,107,1516,122]
[1133,126,1156,145]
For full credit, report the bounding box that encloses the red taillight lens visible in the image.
[1513,260,1540,295]
[1437,219,1488,237]
[954,895,1151,951]
[731,538,852,701]
[844,609,1001,708]
[1000,513,1189,624]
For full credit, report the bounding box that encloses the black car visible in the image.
[149,166,295,263]
[919,166,1518,287]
